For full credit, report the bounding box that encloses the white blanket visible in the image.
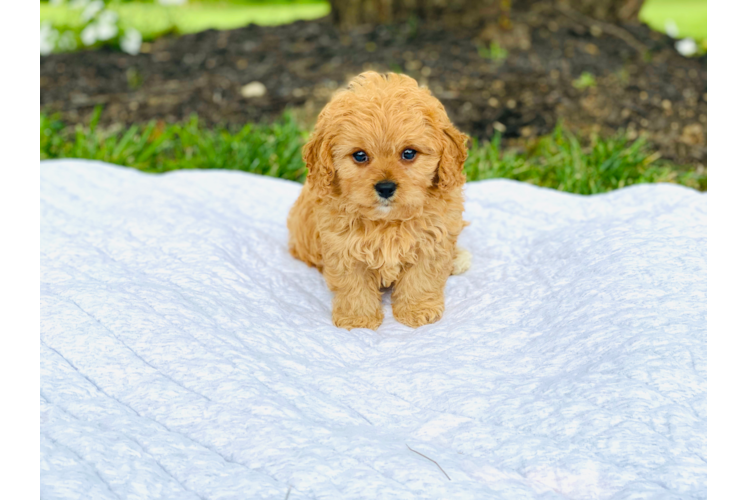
[40,160,706,499]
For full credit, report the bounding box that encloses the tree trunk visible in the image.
[329,0,645,29]
[329,0,502,29]
[559,0,646,23]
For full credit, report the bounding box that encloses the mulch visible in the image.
[40,3,706,168]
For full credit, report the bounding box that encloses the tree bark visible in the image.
[329,0,645,29]
[329,0,502,29]
[559,0,646,23]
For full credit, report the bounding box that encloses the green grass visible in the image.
[464,129,705,194]
[40,1,330,41]
[41,110,309,181]
[477,41,508,62]
[40,110,705,194]
[639,0,748,50]
[572,72,597,90]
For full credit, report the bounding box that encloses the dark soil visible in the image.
[40,4,706,168]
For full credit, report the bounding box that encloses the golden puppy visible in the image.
[287,72,471,330]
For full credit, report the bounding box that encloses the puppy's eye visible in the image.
[352,151,369,163]
[401,149,417,161]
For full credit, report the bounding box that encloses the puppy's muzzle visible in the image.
[375,181,397,199]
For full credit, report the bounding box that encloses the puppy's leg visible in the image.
[324,261,383,330]
[392,253,451,328]
[287,187,323,269]
[451,246,472,275]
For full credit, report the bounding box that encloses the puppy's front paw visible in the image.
[393,300,444,328]
[333,308,384,331]
[452,246,472,275]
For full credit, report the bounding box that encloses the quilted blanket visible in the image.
[40,160,706,499]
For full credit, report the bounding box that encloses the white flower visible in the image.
[664,19,679,39]
[81,9,119,45]
[98,9,118,26]
[40,22,59,56]
[96,24,118,42]
[157,0,188,5]
[80,0,103,23]
[58,31,78,52]
[80,24,97,46]
[675,38,698,57]
[95,10,119,41]
[39,23,58,56]
[120,28,142,55]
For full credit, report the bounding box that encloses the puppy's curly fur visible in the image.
[288,72,471,330]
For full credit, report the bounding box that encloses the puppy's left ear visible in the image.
[435,124,469,191]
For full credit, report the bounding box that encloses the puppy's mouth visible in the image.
[369,196,421,221]
[376,193,395,208]
[376,203,392,214]
[365,197,393,219]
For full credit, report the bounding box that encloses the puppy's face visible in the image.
[304,72,468,220]
[330,106,441,220]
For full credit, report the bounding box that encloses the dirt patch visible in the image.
[40,4,706,168]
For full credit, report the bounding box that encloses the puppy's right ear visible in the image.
[302,126,335,196]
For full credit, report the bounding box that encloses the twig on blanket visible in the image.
[406,445,451,481]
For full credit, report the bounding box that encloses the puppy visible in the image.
[287,72,471,330]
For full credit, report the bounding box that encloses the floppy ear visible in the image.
[302,124,335,196]
[435,124,469,191]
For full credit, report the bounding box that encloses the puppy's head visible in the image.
[303,72,468,220]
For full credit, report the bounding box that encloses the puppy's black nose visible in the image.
[375,181,397,199]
